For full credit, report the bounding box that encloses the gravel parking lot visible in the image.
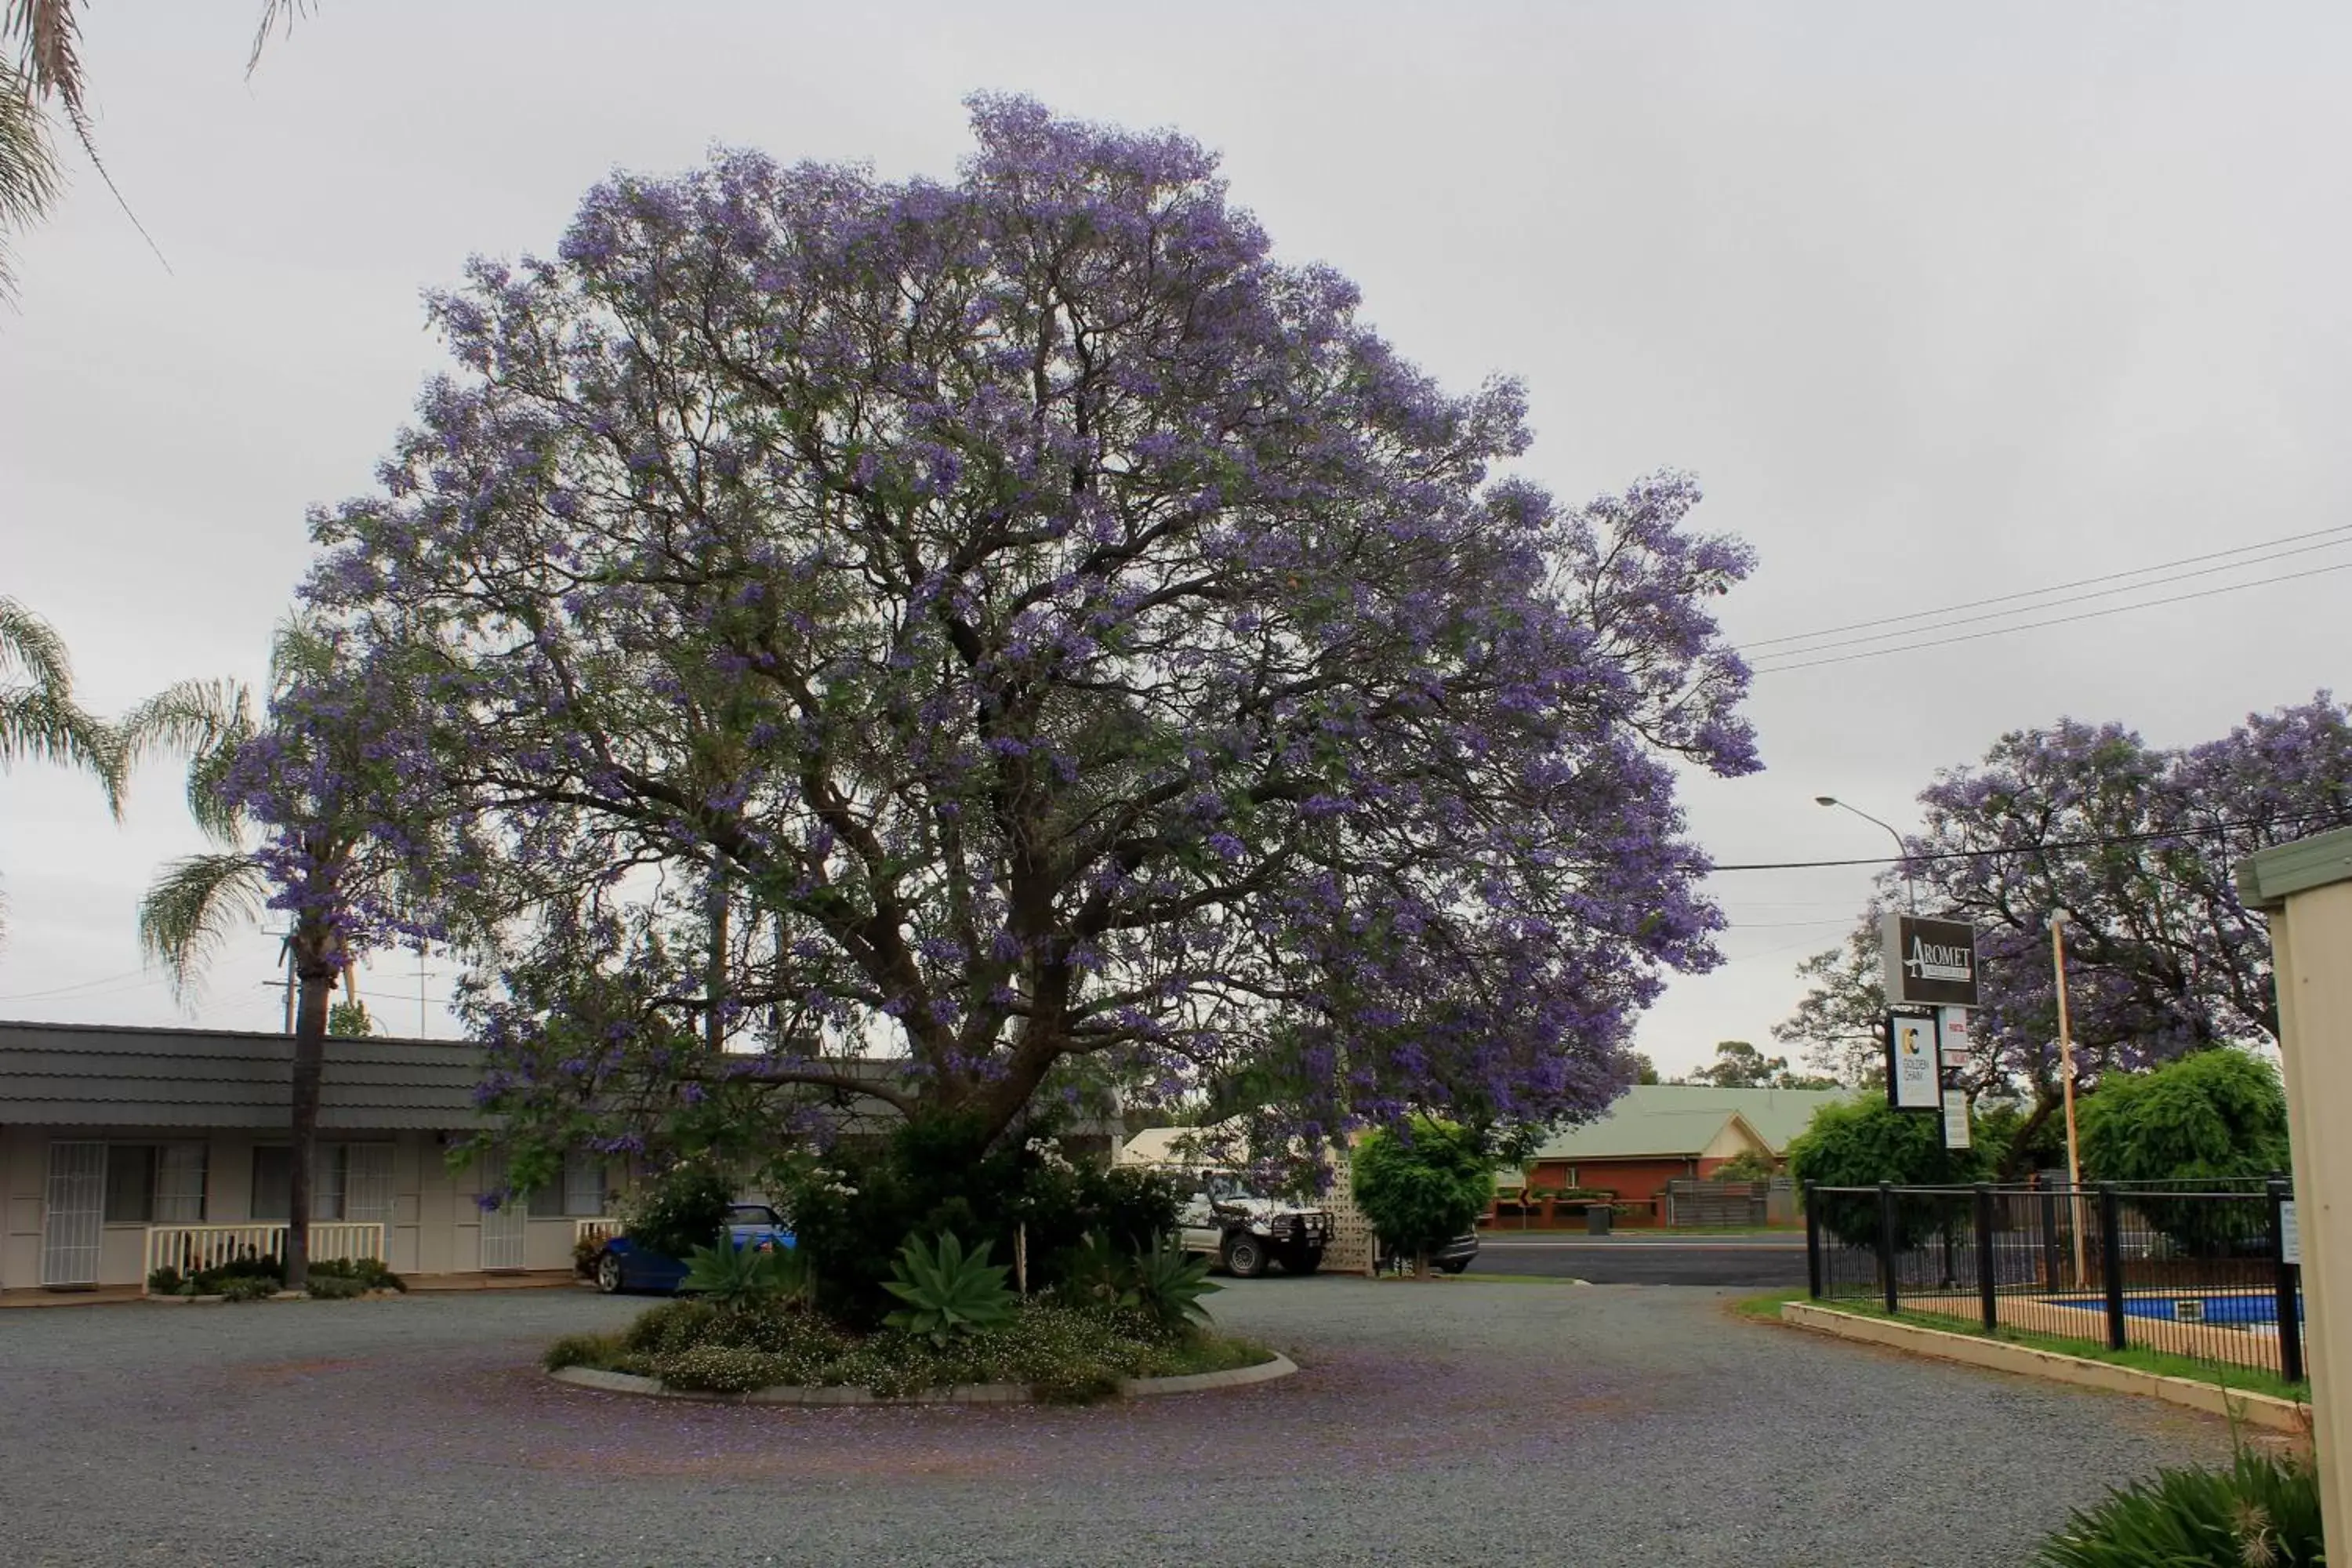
[0,1279,2227,1567]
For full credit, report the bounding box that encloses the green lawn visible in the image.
[1733,1290,2311,1406]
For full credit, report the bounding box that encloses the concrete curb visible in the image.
[549,1351,1298,1406]
[1780,1301,2312,1433]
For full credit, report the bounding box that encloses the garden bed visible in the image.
[545,1297,1286,1405]
[145,1257,408,1302]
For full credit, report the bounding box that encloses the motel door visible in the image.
[42,1142,106,1287]
[477,1149,528,1271]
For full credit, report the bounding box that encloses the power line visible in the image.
[1704,806,2348,873]
[1740,521,2352,652]
[1744,535,2352,664]
[0,968,161,1004]
[1748,561,2352,675]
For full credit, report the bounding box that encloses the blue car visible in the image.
[592,1203,795,1294]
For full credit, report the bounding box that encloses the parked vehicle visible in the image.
[1379,1232,1480,1276]
[593,1203,794,1294]
[1174,1170,1334,1278]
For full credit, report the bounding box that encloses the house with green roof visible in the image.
[1506,1083,1853,1221]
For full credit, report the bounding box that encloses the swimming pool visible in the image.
[2040,1291,2302,1326]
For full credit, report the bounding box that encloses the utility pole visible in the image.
[2051,910,2087,1285]
[261,931,296,1034]
[410,945,441,1038]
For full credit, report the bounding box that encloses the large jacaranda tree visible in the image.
[281,96,1758,1163]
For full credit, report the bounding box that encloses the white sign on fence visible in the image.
[2281,1200,2300,1265]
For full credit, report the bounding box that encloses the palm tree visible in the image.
[136,627,359,1291]
[1,595,122,942]
[2,593,119,790]
[2,2,309,294]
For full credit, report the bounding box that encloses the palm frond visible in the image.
[246,0,314,77]
[119,677,255,841]
[0,0,166,277]
[0,593,73,688]
[0,684,123,811]
[268,615,338,689]
[5,2,85,108]
[0,67,60,301]
[138,849,267,1000]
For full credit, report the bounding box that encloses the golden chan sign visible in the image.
[1879,914,1980,1008]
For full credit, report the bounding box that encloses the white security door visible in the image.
[42,1142,107,1286]
[477,1149,528,1271]
[345,1144,395,1228]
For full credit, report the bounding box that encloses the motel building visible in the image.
[0,1021,623,1296]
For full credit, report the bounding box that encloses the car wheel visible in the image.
[594,1250,625,1294]
[1223,1233,1269,1279]
[1283,1245,1324,1276]
[1439,1259,1470,1275]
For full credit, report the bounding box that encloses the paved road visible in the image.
[1469,1232,1811,1287]
[0,1280,2223,1567]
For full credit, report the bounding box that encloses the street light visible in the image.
[1815,796,1917,913]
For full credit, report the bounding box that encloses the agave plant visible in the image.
[881,1232,1017,1346]
[681,1238,809,1308]
[1127,1236,1220,1334]
[2035,1445,2322,1567]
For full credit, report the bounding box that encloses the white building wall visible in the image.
[0,1125,534,1290]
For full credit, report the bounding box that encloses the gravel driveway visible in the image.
[0,1279,2226,1567]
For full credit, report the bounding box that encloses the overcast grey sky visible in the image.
[3,2,2346,1069]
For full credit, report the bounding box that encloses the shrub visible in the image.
[657,1345,797,1394]
[216,1274,278,1303]
[2035,1445,2322,1567]
[146,1266,183,1294]
[1352,1118,1495,1265]
[622,1162,734,1261]
[563,1296,1267,1403]
[1712,1149,1777,1183]
[304,1273,366,1301]
[1054,1232,1138,1313]
[881,1232,1018,1346]
[2079,1050,2292,1254]
[543,1332,622,1372]
[1786,1098,1990,1247]
[310,1258,405,1292]
[780,1114,1180,1325]
[622,1298,724,1356]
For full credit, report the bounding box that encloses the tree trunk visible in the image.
[1997,1091,2061,1182]
[705,866,729,1054]
[285,954,336,1292]
[1414,1246,1432,1280]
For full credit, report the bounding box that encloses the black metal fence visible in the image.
[1804,1177,2304,1385]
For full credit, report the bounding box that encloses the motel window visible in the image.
[527,1150,610,1218]
[103,1143,207,1225]
[155,1144,207,1223]
[104,1145,156,1223]
[251,1147,290,1220]
[251,1145,364,1221]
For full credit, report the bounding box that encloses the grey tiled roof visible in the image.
[0,1020,488,1131]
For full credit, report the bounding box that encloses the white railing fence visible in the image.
[142,1222,387,1293]
[573,1217,624,1250]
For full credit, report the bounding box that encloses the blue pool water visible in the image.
[2041,1292,2302,1326]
